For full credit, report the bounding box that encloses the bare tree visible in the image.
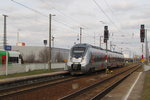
[55,52,63,62]
[26,53,35,63]
[39,48,49,63]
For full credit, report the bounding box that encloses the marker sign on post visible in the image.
[5,45,11,51]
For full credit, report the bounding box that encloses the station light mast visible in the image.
[3,15,8,49]
[48,14,55,70]
[79,27,83,44]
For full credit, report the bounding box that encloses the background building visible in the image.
[0,46,70,63]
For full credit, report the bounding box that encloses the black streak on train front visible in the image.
[67,43,124,75]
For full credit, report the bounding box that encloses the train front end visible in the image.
[67,44,89,75]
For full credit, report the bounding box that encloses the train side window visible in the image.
[9,57,19,63]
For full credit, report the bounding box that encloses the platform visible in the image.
[102,64,150,100]
[0,70,69,84]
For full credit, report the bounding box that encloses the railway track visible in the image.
[59,64,141,100]
[0,70,106,98]
[0,72,72,96]
[0,71,100,98]
[0,63,141,100]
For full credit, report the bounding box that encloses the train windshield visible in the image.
[72,47,86,58]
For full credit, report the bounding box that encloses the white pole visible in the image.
[6,51,8,76]
[145,29,149,63]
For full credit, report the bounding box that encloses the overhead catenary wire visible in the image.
[40,0,88,28]
[102,0,130,35]
[103,0,114,14]
[92,0,115,26]
[92,0,124,34]
[11,0,125,38]
[12,0,101,47]
[11,0,79,33]
[11,0,47,17]
[92,0,137,50]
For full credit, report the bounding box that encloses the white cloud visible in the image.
[0,0,149,55]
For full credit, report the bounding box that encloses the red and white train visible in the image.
[67,43,124,75]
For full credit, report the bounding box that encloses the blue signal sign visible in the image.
[4,45,12,51]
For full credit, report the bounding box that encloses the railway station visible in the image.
[0,0,150,100]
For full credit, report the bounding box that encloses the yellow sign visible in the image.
[141,58,145,62]
[64,59,68,63]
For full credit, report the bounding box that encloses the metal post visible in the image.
[105,40,108,73]
[100,36,103,47]
[110,41,112,50]
[142,44,143,54]
[3,15,8,49]
[6,51,8,76]
[147,43,149,63]
[17,31,19,43]
[80,27,82,44]
[121,48,123,53]
[106,40,108,63]
[52,36,54,48]
[145,29,147,63]
[94,33,95,45]
[48,14,55,70]
[145,29,149,63]
[106,41,108,52]
[142,43,144,63]
[48,14,51,70]
[133,52,135,63]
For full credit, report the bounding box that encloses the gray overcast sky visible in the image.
[0,0,150,57]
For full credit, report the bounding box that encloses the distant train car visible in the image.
[0,50,23,64]
[8,51,24,64]
[0,50,10,65]
[67,43,124,75]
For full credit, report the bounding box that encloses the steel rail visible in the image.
[0,67,108,97]
[0,71,98,97]
[59,64,141,100]
[0,72,70,94]
[91,64,141,100]
[0,76,78,97]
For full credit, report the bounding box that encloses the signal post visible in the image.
[140,24,145,63]
[104,26,109,73]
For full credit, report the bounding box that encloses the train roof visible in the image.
[73,43,123,55]
[8,51,21,57]
[73,43,103,49]
[73,43,91,48]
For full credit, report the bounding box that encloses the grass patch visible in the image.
[0,69,56,79]
[141,72,150,100]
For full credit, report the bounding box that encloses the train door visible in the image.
[1,55,6,70]
[2,55,6,64]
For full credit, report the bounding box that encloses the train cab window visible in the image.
[9,57,19,63]
[72,47,86,58]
